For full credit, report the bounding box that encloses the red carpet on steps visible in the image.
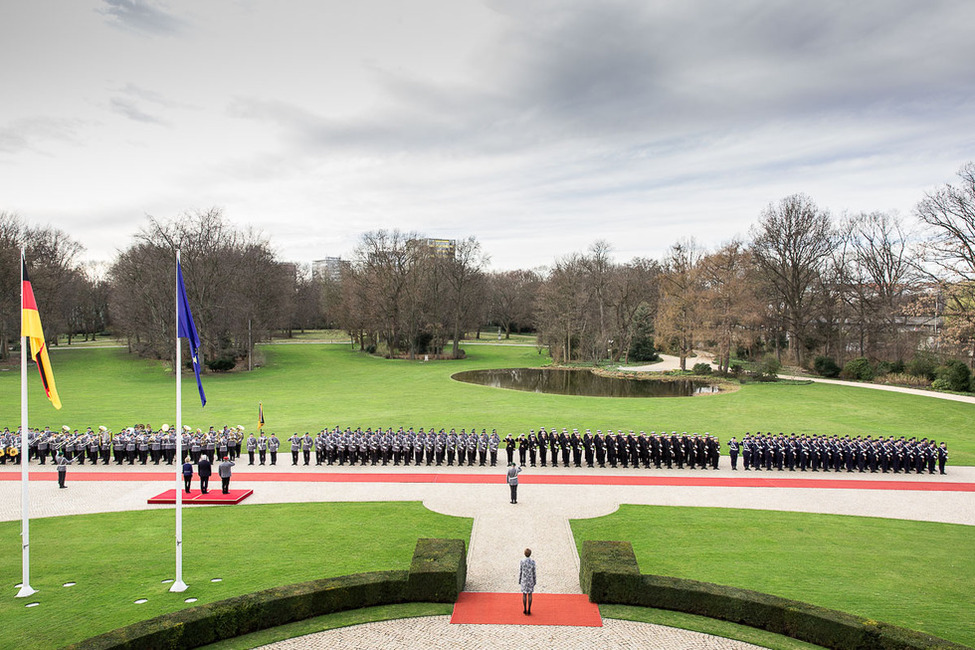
[450,592,602,627]
[147,489,253,505]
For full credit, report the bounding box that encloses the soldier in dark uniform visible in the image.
[937,442,948,474]
[727,436,739,470]
[537,428,548,467]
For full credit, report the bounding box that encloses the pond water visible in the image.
[452,368,719,397]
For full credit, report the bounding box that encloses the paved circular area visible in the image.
[257,616,767,649]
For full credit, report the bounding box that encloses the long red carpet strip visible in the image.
[1,470,971,492]
[450,591,601,627]
[147,489,253,505]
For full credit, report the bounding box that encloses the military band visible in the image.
[0,425,950,476]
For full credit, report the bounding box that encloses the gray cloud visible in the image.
[0,117,85,155]
[97,0,186,37]
[109,97,169,125]
[228,0,975,166]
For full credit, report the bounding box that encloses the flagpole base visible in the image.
[16,584,37,598]
[169,580,188,593]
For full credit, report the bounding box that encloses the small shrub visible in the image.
[206,357,235,372]
[729,363,744,377]
[757,355,782,380]
[935,360,971,392]
[813,356,840,378]
[692,362,712,375]
[932,377,951,391]
[840,357,874,381]
[906,354,938,380]
[889,359,905,374]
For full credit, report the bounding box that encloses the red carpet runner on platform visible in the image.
[3,470,972,492]
[147,489,253,505]
[450,592,602,627]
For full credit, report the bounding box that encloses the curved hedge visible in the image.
[581,540,971,650]
[65,537,466,650]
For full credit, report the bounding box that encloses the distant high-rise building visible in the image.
[312,257,344,282]
[423,238,456,258]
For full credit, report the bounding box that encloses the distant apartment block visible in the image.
[312,257,344,282]
[423,238,456,258]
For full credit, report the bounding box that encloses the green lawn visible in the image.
[0,502,471,649]
[572,505,975,647]
[3,343,972,464]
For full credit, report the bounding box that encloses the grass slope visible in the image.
[572,505,975,647]
[0,502,471,649]
[3,343,972,463]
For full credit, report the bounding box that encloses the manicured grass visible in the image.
[602,605,824,650]
[0,502,471,649]
[200,602,452,649]
[571,505,975,647]
[3,343,972,464]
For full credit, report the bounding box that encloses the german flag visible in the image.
[22,256,61,410]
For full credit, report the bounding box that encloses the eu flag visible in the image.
[177,261,206,407]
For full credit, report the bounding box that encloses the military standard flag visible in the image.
[21,256,61,410]
[258,402,265,430]
[176,261,206,407]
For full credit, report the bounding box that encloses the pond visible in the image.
[452,368,720,398]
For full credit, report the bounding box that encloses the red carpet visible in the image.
[450,591,601,627]
[147,488,253,505]
[1,470,971,492]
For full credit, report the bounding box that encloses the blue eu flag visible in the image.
[177,261,206,407]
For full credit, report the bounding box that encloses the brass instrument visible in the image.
[8,446,19,457]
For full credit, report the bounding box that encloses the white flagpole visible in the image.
[171,250,187,593]
[18,249,36,598]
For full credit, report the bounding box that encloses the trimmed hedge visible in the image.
[407,537,467,603]
[581,540,970,650]
[66,538,466,650]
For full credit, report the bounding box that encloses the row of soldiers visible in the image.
[727,433,949,474]
[0,425,247,466]
[2,426,951,475]
[241,427,725,470]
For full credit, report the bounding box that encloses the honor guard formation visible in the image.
[0,424,246,466]
[0,425,949,475]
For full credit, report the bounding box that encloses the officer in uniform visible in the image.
[246,434,257,465]
[289,433,301,465]
[727,436,739,470]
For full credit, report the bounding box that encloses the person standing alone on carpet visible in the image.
[519,548,537,615]
[219,456,235,494]
[506,462,521,504]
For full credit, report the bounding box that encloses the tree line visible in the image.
[2,163,974,380]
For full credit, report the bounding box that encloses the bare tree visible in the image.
[607,257,660,363]
[487,269,541,339]
[750,194,835,365]
[698,242,762,373]
[655,239,702,371]
[109,208,288,370]
[0,213,86,359]
[915,162,975,361]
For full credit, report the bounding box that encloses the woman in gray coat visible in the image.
[519,548,537,615]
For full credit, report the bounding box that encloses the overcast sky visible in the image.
[2,1,974,270]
